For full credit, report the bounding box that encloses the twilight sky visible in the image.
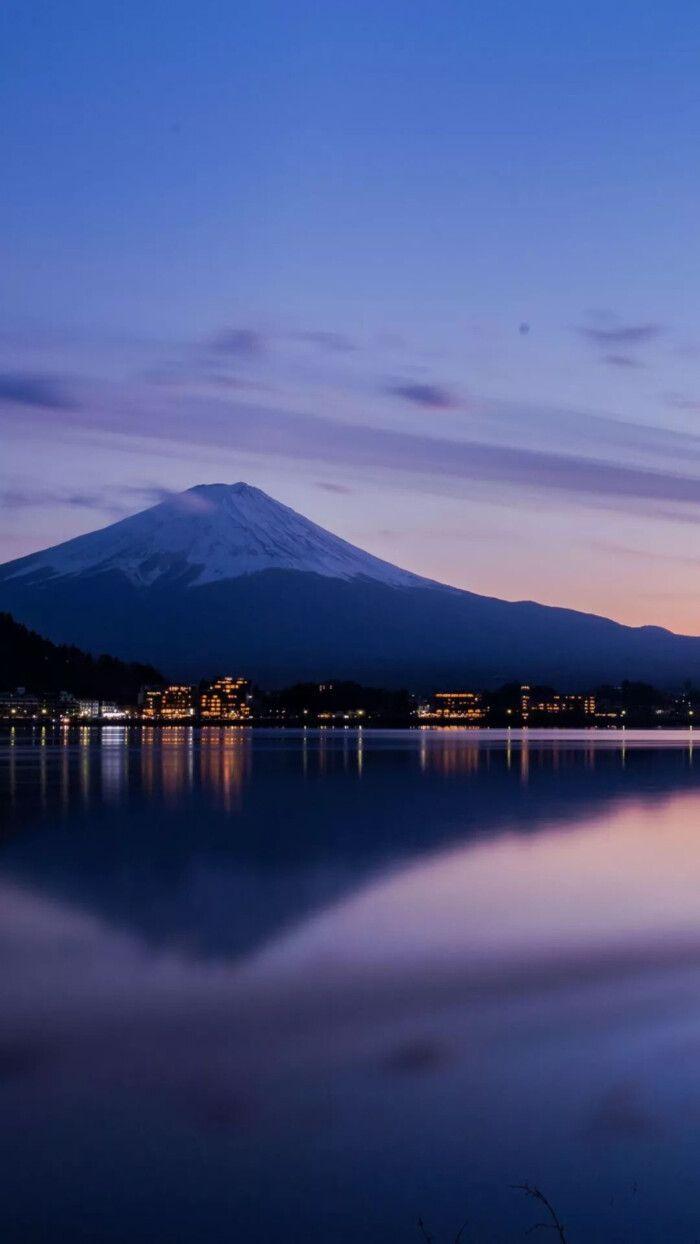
[3,1,700,631]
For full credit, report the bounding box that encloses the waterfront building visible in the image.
[0,689,42,719]
[527,692,596,718]
[200,676,251,721]
[419,691,487,722]
[520,684,531,723]
[141,685,196,721]
[99,702,129,719]
[77,699,100,718]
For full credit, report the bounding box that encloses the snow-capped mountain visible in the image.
[3,481,700,688]
[3,483,425,589]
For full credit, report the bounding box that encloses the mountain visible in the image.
[5,482,423,591]
[2,481,700,689]
[0,612,163,701]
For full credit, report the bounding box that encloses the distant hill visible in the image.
[0,612,164,702]
[2,481,700,689]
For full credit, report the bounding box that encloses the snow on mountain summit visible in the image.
[4,482,426,589]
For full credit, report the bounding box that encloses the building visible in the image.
[520,684,531,723]
[0,691,132,722]
[99,702,129,720]
[524,690,596,720]
[200,676,251,721]
[77,699,100,719]
[140,688,161,719]
[141,680,251,722]
[141,685,196,721]
[0,689,42,720]
[419,691,487,722]
[62,698,129,720]
[561,693,596,717]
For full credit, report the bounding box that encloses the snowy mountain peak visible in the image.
[3,483,427,590]
[185,482,275,506]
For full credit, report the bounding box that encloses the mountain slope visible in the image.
[3,482,424,589]
[2,482,700,689]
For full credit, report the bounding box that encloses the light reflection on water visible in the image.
[2,728,700,1241]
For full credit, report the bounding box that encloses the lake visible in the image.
[3,727,700,1241]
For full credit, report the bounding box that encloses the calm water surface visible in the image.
[3,727,700,1241]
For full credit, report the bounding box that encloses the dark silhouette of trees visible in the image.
[0,612,164,703]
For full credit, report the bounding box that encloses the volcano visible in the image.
[2,481,700,688]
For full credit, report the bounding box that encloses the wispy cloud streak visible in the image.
[386,382,458,409]
[0,372,78,411]
[577,323,663,347]
[10,386,700,517]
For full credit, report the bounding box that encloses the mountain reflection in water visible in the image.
[2,727,700,1243]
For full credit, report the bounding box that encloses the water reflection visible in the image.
[199,727,249,810]
[2,730,700,1242]
[8,726,700,821]
[100,726,128,802]
[3,729,700,955]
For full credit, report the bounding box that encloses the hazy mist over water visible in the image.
[3,728,700,1241]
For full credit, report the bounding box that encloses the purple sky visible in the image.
[4,2,700,632]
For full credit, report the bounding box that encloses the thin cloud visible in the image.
[1,488,103,511]
[591,540,700,569]
[316,481,354,494]
[293,331,357,353]
[577,323,663,347]
[602,354,644,369]
[143,365,268,393]
[208,328,266,356]
[0,483,172,516]
[386,382,458,409]
[119,400,700,517]
[13,379,700,520]
[0,372,78,410]
[665,393,700,412]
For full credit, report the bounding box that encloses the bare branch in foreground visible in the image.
[417,1217,435,1244]
[512,1183,568,1243]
